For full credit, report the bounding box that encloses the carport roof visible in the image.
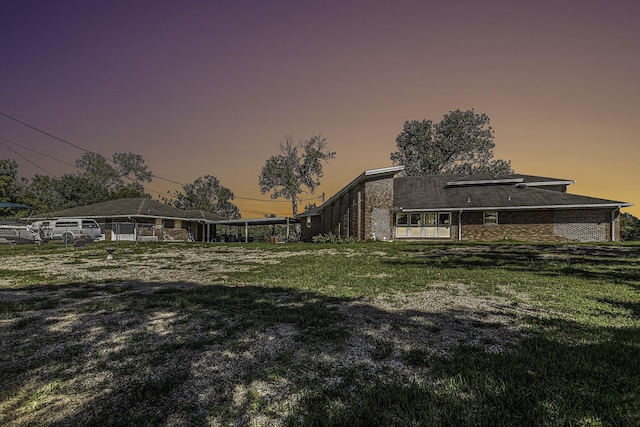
[207,217,299,226]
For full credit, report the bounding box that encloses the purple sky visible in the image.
[1,0,638,216]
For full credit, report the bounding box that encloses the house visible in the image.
[297,166,633,242]
[30,198,224,242]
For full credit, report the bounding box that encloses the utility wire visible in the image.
[0,111,91,154]
[1,135,175,199]
[0,136,77,168]
[1,111,324,205]
[0,111,189,187]
[0,138,58,178]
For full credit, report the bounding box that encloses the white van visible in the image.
[42,219,103,244]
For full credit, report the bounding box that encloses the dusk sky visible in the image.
[2,1,638,217]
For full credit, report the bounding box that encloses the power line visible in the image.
[0,138,58,178]
[0,111,189,187]
[0,111,92,154]
[0,111,325,205]
[0,135,175,199]
[0,136,77,168]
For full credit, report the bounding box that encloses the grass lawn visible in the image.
[0,241,639,426]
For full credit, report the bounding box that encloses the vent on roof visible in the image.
[447,178,524,187]
[515,183,527,189]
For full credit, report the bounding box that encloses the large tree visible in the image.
[390,109,513,176]
[259,135,335,216]
[163,175,240,219]
[15,151,152,212]
[0,159,20,203]
[19,174,66,213]
[59,152,152,207]
[621,212,640,241]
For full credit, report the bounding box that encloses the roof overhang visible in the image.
[397,202,633,213]
[522,180,575,187]
[207,217,299,226]
[28,214,214,222]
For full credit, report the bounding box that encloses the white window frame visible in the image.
[483,211,499,225]
[395,212,451,238]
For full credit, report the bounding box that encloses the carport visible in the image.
[205,217,300,243]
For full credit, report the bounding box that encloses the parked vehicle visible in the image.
[38,219,103,244]
[0,223,40,244]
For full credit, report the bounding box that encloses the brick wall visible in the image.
[300,216,322,241]
[299,174,395,241]
[553,209,617,242]
[459,209,618,242]
[462,210,562,242]
[364,177,394,240]
[163,228,189,241]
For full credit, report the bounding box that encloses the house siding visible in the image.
[553,209,619,242]
[459,209,619,242]
[461,211,561,242]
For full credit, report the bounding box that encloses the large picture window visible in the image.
[395,212,451,238]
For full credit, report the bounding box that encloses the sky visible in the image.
[1,0,638,217]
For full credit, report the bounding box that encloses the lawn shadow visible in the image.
[388,244,640,287]
[0,278,638,425]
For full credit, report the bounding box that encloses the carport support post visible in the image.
[245,221,248,243]
[286,217,290,242]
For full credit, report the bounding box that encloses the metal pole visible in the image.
[286,218,290,242]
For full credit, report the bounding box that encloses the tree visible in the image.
[259,135,335,216]
[75,152,152,199]
[19,174,66,213]
[57,152,152,207]
[14,151,152,212]
[163,175,240,219]
[0,159,20,203]
[621,212,640,241]
[390,109,513,176]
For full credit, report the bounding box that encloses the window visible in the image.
[423,213,437,237]
[409,213,422,237]
[395,213,409,237]
[395,212,451,238]
[484,211,498,225]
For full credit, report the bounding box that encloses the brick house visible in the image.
[297,166,633,242]
[31,198,224,242]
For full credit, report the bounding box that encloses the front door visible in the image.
[371,208,390,240]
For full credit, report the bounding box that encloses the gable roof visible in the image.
[297,165,405,217]
[30,198,225,221]
[394,174,632,211]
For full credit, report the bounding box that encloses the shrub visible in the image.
[311,233,355,244]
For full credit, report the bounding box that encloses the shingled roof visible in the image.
[394,174,631,211]
[31,198,225,221]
